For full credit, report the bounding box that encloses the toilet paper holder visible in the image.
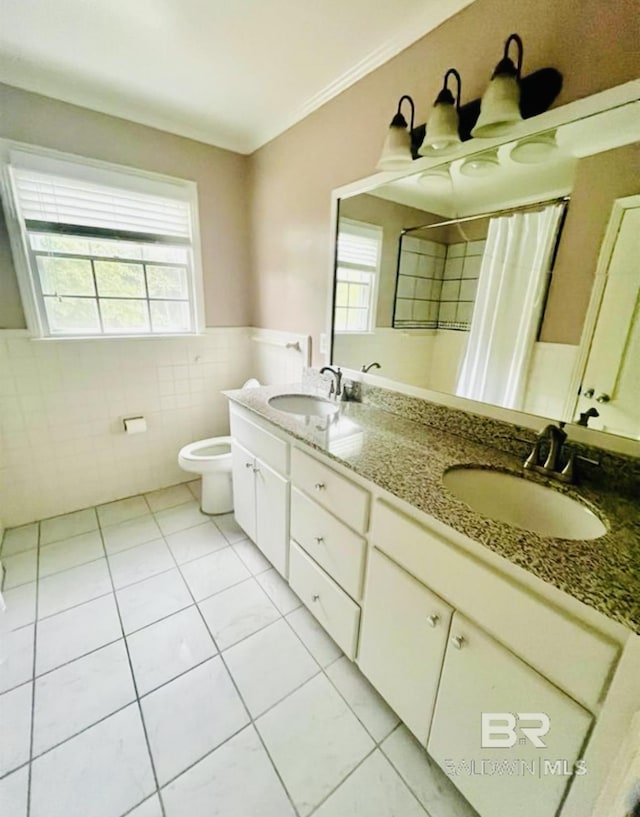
[123,416,147,434]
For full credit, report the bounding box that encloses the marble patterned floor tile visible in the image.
[198,577,281,650]
[180,547,250,601]
[381,725,479,817]
[35,594,122,676]
[162,725,296,817]
[30,704,155,817]
[165,521,228,565]
[224,618,319,716]
[116,569,192,634]
[141,656,249,785]
[0,681,32,776]
[2,550,37,590]
[154,501,208,536]
[0,624,34,693]
[40,508,98,546]
[1,582,36,631]
[101,515,162,555]
[108,538,175,589]
[145,484,193,512]
[0,765,29,817]
[313,750,426,817]
[326,656,399,742]
[286,606,342,667]
[96,495,150,527]
[38,559,112,619]
[33,640,135,755]
[1,523,39,557]
[231,538,271,574]
[127,606,217,695]
[256,673,374,816]
[212,512,246,544]
[256,568,302,614]
[186,479,201,501]
[38,530,104,578]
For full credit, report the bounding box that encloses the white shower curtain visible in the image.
[455,203,565,410]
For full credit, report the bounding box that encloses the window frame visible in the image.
[334,217,382,334]
[0,140,206,339]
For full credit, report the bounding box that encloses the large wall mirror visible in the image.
[331,84,639,443]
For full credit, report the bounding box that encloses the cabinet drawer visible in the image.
[291,448,369,533]
[230,406,288,474]
[290,488,365,599]
[289,541,360,659]
[372,500,619,710]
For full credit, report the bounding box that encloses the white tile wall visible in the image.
[0,329,254,526]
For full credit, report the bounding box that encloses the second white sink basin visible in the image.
[268,393,339,418]
[443,467,607,540]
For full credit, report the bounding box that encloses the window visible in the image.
[3,146,203,337]
[334,219,382,332]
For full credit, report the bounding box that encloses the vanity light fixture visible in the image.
[376,95,416,171]
[459,148,500,177]
[419,69,462,155]
[472,33,524,138]
[417,164,452,189]
[509,130,559,163]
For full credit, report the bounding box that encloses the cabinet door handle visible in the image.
[252,466,260,473]
[312,593,320,602]
[314,536,324,544]
[451,635,465,650]
[427,614,439,628]
[314,482,326,491]
[245,461,253,469]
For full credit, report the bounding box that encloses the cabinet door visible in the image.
[428,614,593,817]
[255,457,289,578]
[231,440,256,542]
[357,548,453,745]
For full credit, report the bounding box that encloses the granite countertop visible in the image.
[225,383,640,634]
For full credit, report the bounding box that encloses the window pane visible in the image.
[100,299,150,333]
[147,266,188,299]
[94,262,146,297]
[334,308,348,331]
[150,300,191,332]
[30,233,93,255]
[335,281,349,307]
[346,308,368,331]
[142,245,189,264]
[88,238,143,260]
[44,296,100,334]
[37,257,95,296]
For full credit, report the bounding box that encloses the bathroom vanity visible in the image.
[225,382,640,817]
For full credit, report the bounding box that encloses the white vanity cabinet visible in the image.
[428,614,593,817]
[358,548,453,744]
[230,406,289,577]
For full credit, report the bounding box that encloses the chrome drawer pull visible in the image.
[427,614,439,628]
[314,482,326,490]
[312,594,320,602]
[245,462,253,469]
[314,536,324,544]
[451,635,465,650]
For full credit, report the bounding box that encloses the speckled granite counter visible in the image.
[224,383,640,634]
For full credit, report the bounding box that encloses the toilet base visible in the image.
[201,471,234,515]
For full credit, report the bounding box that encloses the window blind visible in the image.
[337,223,380,270]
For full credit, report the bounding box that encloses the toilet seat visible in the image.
[179,436,232,462]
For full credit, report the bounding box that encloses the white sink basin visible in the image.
[268,393,339,418]
[443,468,607,540]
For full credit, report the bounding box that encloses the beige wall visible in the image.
[0,82,251,328]
[249,0,639,362]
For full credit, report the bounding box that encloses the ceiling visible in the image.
[0,0,474,154]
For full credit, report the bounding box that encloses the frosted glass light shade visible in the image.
[417,166,452,189]
[510,131,558,163]
[471,74,522,137]
[377,125,413,171]
[460,149,500,177]
[419,103,461,155]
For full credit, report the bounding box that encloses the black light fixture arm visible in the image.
[496,33,524,78]
[441,68,462,109]
[392,94,415,131]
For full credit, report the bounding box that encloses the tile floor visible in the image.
[0,481,478,817]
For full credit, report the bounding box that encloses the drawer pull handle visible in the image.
[245,462,253,469]
[451,635,465,650]
[252,467,260,474]
[427,614,439,628]
[314,482,326,491]
[312,594,320,602]
[314,536,324,544]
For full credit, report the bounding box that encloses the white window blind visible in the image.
[335,219,381,333]
[6,147,202,337]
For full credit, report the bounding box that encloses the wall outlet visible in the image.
[319,333,328,355]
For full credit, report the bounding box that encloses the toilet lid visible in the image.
[192,442,231,457]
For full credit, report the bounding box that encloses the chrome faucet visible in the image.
[361,361,381,373]
[524,423,568,476]
[320,366,343,399]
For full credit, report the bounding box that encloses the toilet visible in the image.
[178,378,260,514]
[178,436,233,515]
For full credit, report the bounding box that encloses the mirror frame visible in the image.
[326,80,640,457]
